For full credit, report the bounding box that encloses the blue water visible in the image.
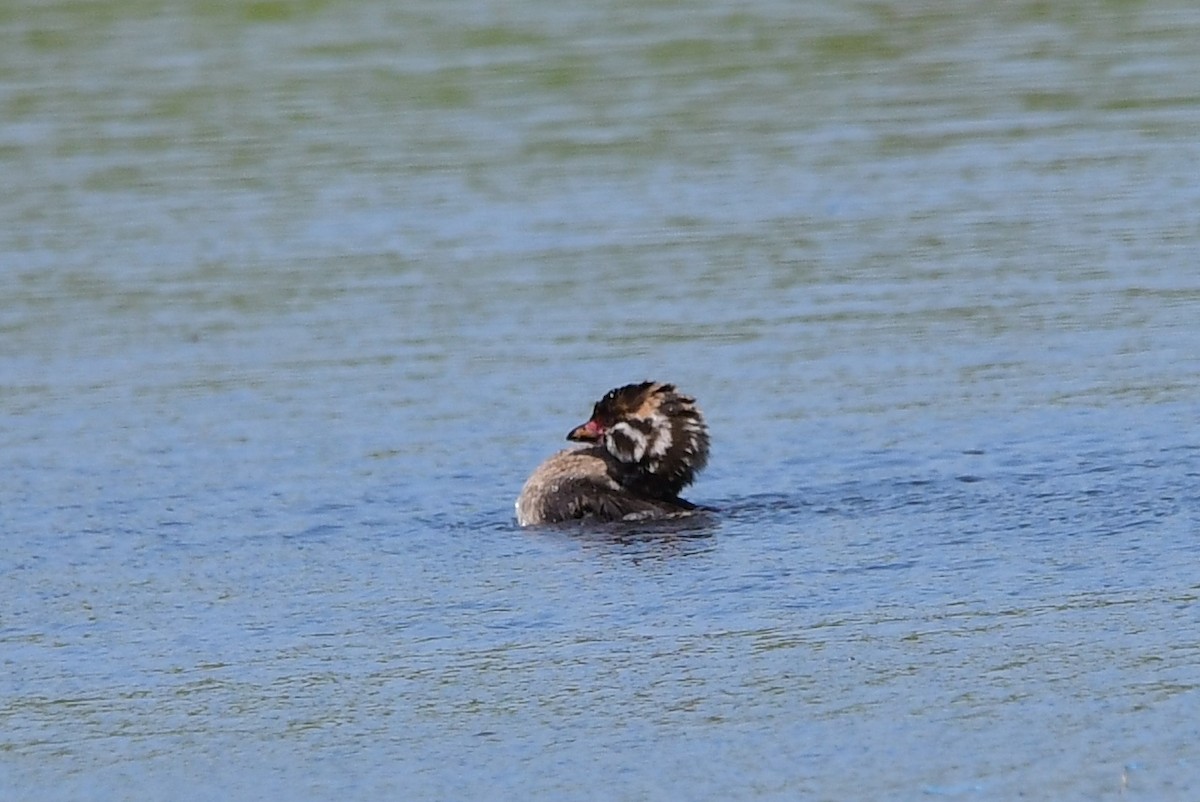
[3,1,1200,799]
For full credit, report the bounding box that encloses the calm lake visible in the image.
[3,1,1199,799]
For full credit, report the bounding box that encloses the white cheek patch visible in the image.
[606,422,647,463]
[646,414,672,458]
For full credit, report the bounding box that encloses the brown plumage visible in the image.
[515,381,710,526]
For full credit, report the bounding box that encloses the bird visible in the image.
[515,381,710,526]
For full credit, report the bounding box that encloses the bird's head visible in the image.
[568,381,709,496]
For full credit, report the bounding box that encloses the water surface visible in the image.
[3,1,1199,799]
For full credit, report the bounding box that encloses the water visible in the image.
[3,1,1200,799]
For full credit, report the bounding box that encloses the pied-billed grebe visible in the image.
[515,381,710,526]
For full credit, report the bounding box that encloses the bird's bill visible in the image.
[567,419,604,442]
